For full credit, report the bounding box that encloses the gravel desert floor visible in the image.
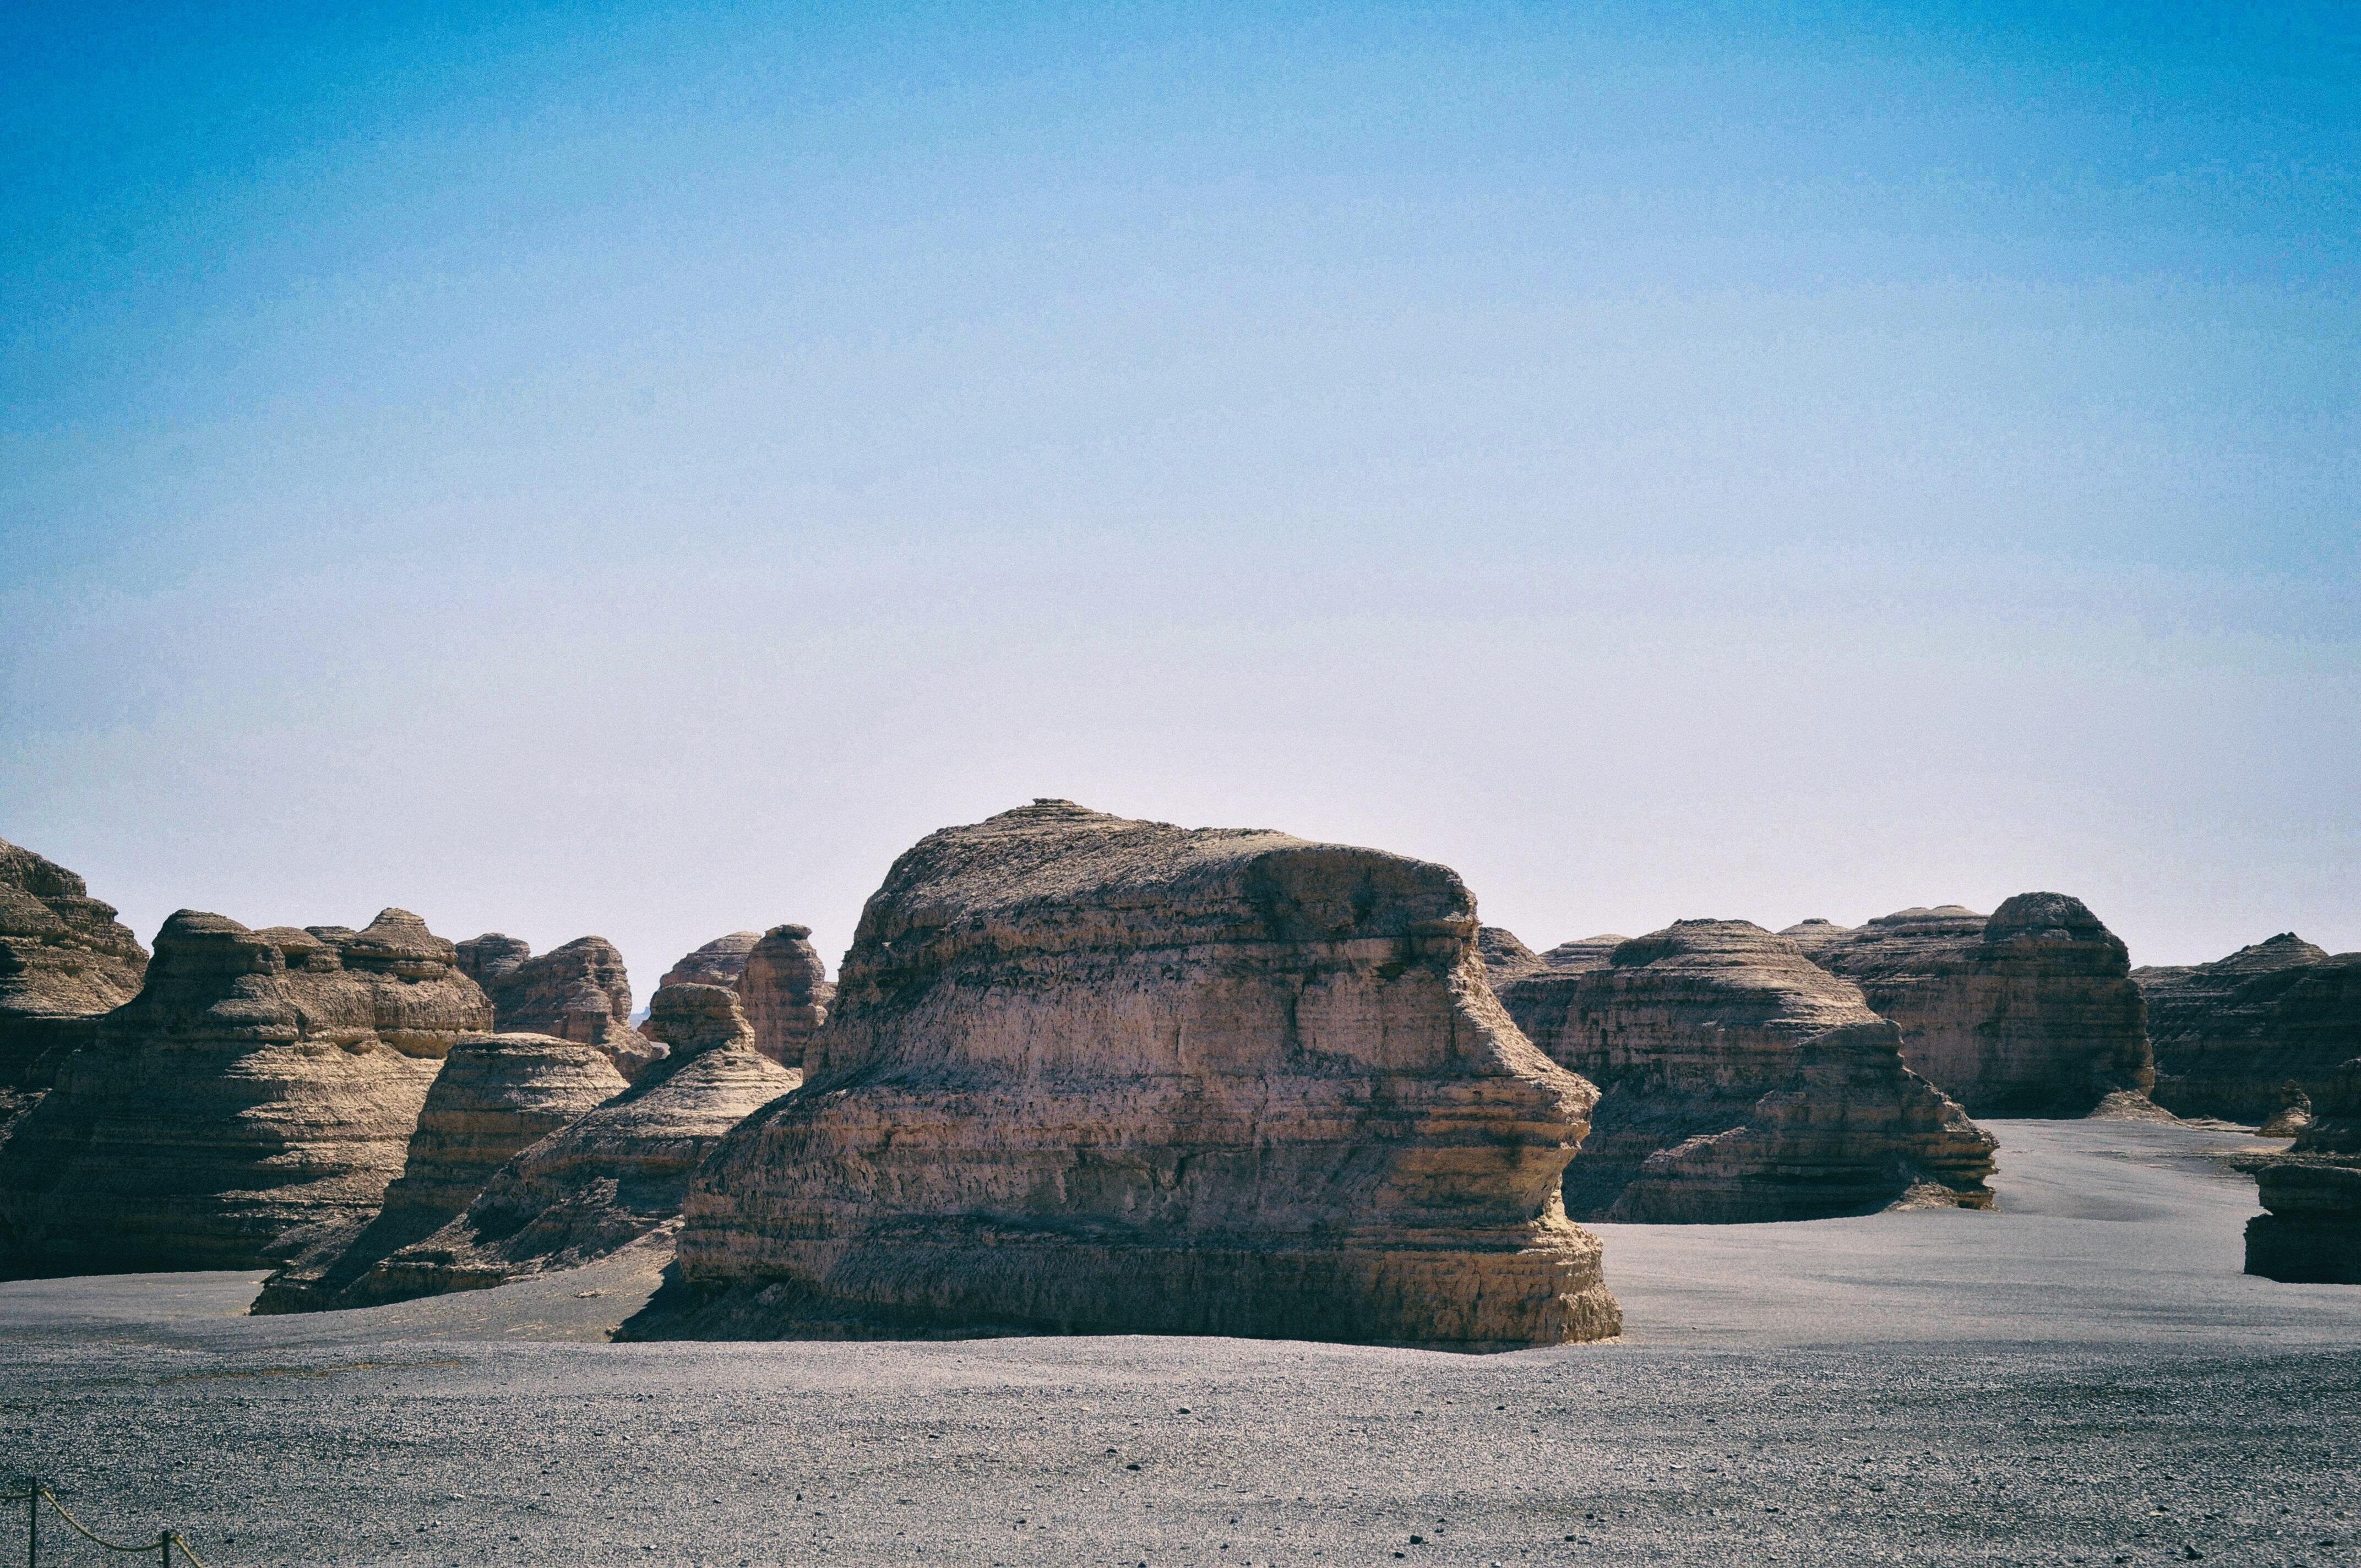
[3,1119,2358,1567]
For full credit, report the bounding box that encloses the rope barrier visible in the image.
[10,1479,214,1566]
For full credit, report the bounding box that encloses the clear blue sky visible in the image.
[4,1,2356,985]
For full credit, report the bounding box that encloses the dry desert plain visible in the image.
[2,1119,2357,1567]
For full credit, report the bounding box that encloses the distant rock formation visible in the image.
[1493,920,1995,1221]
[1791,896,2153,1118]
[343,983,798,1304]
[2245,1057,2361,1284]
[737,924,834,1070]
[661,932,763,991]
[1476,925,1544,986]
[250,1031,629,1313]
[0,909,491,1276]
[633,800,1622,1349]
[2136,935,2361,1125]
[0,839,149,1096]
[461,933,657,1079]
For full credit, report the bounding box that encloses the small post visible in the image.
[26,1474,35,1568]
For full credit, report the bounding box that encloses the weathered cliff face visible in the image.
[346,984,798,1305]
[0,909,491,1276]
[251,1032,629,1313]
[1476,927,1544,987]
[1796,895,2153,1118]
[1492,920,1995,1221]
[737,924,834,1070]
[661,932,763,991]
[462,934,655,1079]
[637,800,1621,1350]
[0,839,150,1092]
[2137,936,2361,1125]
[2245,1058,2361,1284]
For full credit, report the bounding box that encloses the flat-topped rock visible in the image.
[0,908,491,1276]
[346,984,798,1304]
[634,800,1621,1349]
[2137,935,2360,1124]
[661,932,763,991]
[2246,1058,2361,1284]
[1493,920,1995,1221]
[251,1031,629,1313]
[737,924,834,1070]
[0,838,150,1091]
[1797,895,2153,1118]
[462,933,656,1079]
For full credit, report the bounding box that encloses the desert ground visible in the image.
[2,1119,2355,1568]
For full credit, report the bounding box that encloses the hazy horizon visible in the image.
[6,2,2357,984]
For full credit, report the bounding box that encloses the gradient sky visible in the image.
[4,1,2357,993]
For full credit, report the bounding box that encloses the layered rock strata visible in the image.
[345,984,798,1304]
[0,839,149,1093]
[462,933,656,1079]
[1790,896,2152,1118]
[1476,926,1544,987]
[737,924,834,1070]
[637,799,1622,1349]
[0,909,491,1276]
[661,932,763,991]
[2136,936,2361,1125]
[1492,920,1995,1221]
[2245,1058,2361,1284]
[251,1032,628,1312]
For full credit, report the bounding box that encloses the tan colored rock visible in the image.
[0,908,491,1276]
[737,924,834,1069]
[1494,920,1995,1221]
[1796,895,2153,1118]
[461,933,657,1080]
[635,800,1620,1350]
[2245,1058,2361,1284]
[2137,935,2361,1125]
[661,932,763,990]
[0,838,149,1091]
[1476,926,1544,987]
[349,984,798,1304]
[251,1032,628,1312]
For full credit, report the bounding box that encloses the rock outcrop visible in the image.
[0,909,491,1276]
[634,800,1622,1350]
[344,984,798,1304]
[251,1032,629,1312]
[1791,896,2153,1118]
[661,932,763,991]
[461,933,656,1079]
[737,924,834,1069]
[2245,1058,2361,1284]
[0,839,149,1094]
[1492,920,1995,1221]
[2136,936,2361,1125]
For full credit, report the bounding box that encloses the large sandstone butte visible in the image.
[737,923,834,1070]
[460,933,655,1079]
[2136,935,2361,1125]
[2245,1057,2361,1284]
[347,983,798,1304]
[635,800,1622,1350]
[0,839,149,1097]
[661,932,763,991]
[251,1032,628,1313]
[1782,895,2153,1118]
[0,908,491,1276]
[1493,920,1995,1221]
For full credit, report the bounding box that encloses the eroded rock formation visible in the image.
[345,983,798,1304]
[461,933,656,1079]
[1792,896,2152,1118]
[2246,1057,2361,1284]
[0,908,491,1276]
[0,839,149,1096]
[251,1031,629,1312]
[634,799,1622,1349]
[1492,919,1995,1221]
[2137,935,2361,1125]
[661,932,763,991]
[1477,926,1544,987]
[737,924,834,1070]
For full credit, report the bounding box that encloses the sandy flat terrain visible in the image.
[1,1119,2355,1566]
